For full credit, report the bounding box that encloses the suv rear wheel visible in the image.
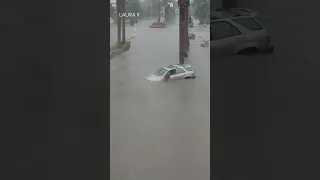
[238,47,258,55]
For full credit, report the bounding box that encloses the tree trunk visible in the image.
[179,6,185,64]
[149,0,151,19]
[165,6,168,21]
[158,2,161,22]
[117,6,122,47]
[186,5,189,51]
[122,7,126,44]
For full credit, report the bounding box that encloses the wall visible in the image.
[211,0,222,9]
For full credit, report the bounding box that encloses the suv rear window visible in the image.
[232,17,263,31]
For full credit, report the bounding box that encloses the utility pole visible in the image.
[116,0,122,47]
[122,0,126,44]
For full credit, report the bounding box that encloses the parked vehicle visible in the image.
[230,8,257,17]
[146,64,196,82]
[210,9,242,20]
[210,14,274,55]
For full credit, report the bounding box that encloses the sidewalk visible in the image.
[110,24,136,47]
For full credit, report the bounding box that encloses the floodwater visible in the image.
[110,19,210,180]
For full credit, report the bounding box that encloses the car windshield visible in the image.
[154,68,168,77]
[184,67,193,71]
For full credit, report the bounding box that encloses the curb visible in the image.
[149,25,166,28]
[110,34,136,50]
[110,35,135,59]
[110,45,130,59]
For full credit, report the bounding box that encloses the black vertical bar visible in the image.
[1,0,110,178]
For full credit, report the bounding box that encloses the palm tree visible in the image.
[121,0,141,44]
[126,0,141,23]
[158,0,162,22]
[192,0,209,24]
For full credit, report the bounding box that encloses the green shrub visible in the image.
[123,40,131,50]
[160,21,166,26]
[152,22,161,25]
[152,21,166,26]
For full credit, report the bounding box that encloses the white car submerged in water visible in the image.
[146,64,196,82]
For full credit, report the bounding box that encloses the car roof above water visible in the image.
[163,64,191,70]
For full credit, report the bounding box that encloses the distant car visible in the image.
[210,15,274,55]
[146,64,196,82]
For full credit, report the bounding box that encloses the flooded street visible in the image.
[110,19,210,180]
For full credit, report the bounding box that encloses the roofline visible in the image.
[210,15,256,22]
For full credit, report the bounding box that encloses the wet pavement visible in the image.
[110,19,210,180]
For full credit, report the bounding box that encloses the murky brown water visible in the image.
[110,20,210,180]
